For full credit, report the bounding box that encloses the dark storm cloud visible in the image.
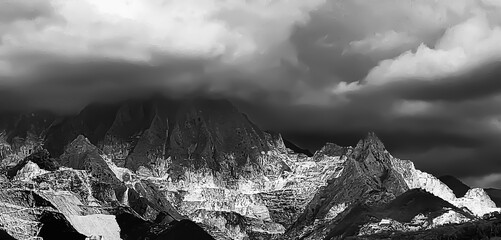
[2,0,501,187]
[360,61,501,102]
[0,0,328,109]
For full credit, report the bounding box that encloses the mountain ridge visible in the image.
[0,96,499,240]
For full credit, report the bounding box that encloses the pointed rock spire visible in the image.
[352,132,390,162]
[59,135,110,176]
[59,135,98,168]
[355,132,386,151]
[66,135,96,152]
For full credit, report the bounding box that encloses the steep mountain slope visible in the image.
[283,133,500,240]
[283,133,410,239]
[381,189,469,222]
[44,98,284,179]
[439,175,470,198]
[391,158,498,217]
[44,104,119,157]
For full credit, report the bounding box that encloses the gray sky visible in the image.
[1,0,501,188]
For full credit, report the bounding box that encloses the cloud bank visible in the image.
[2,0,501,187]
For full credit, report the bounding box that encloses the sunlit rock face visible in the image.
[430,210,470,227]
[457,188,499,216]
[0,168,121,240]
[0,134,208,240]
[258,145,348,228]
[13,161,48,181]
[136,140,346,239]
[390,157,499,216]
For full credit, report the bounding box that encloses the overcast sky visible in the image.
[1,0,501,188]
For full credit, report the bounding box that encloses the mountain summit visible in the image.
[285,133,410,239]
[44,97,286,179]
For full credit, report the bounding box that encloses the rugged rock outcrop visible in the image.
[391,157,499,217]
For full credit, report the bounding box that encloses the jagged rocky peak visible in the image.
[353,132,388,159]
[44,103,120,157]
[166,98,272,173]
[66,135,95,152]
[349,133,397,181]
[348,132,404,189]
[59,135,119,186]
[282,132,414,240]
[59,134,124,203]
[44,96,285,179]
[59,135,101,169]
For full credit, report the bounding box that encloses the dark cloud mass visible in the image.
[1,0,501,188]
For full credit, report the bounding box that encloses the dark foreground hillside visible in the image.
[352,213,501,240]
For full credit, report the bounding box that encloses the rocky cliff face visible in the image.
[0,97,499,240]
[390,157,499,216]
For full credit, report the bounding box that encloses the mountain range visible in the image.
[0,96,500,240]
